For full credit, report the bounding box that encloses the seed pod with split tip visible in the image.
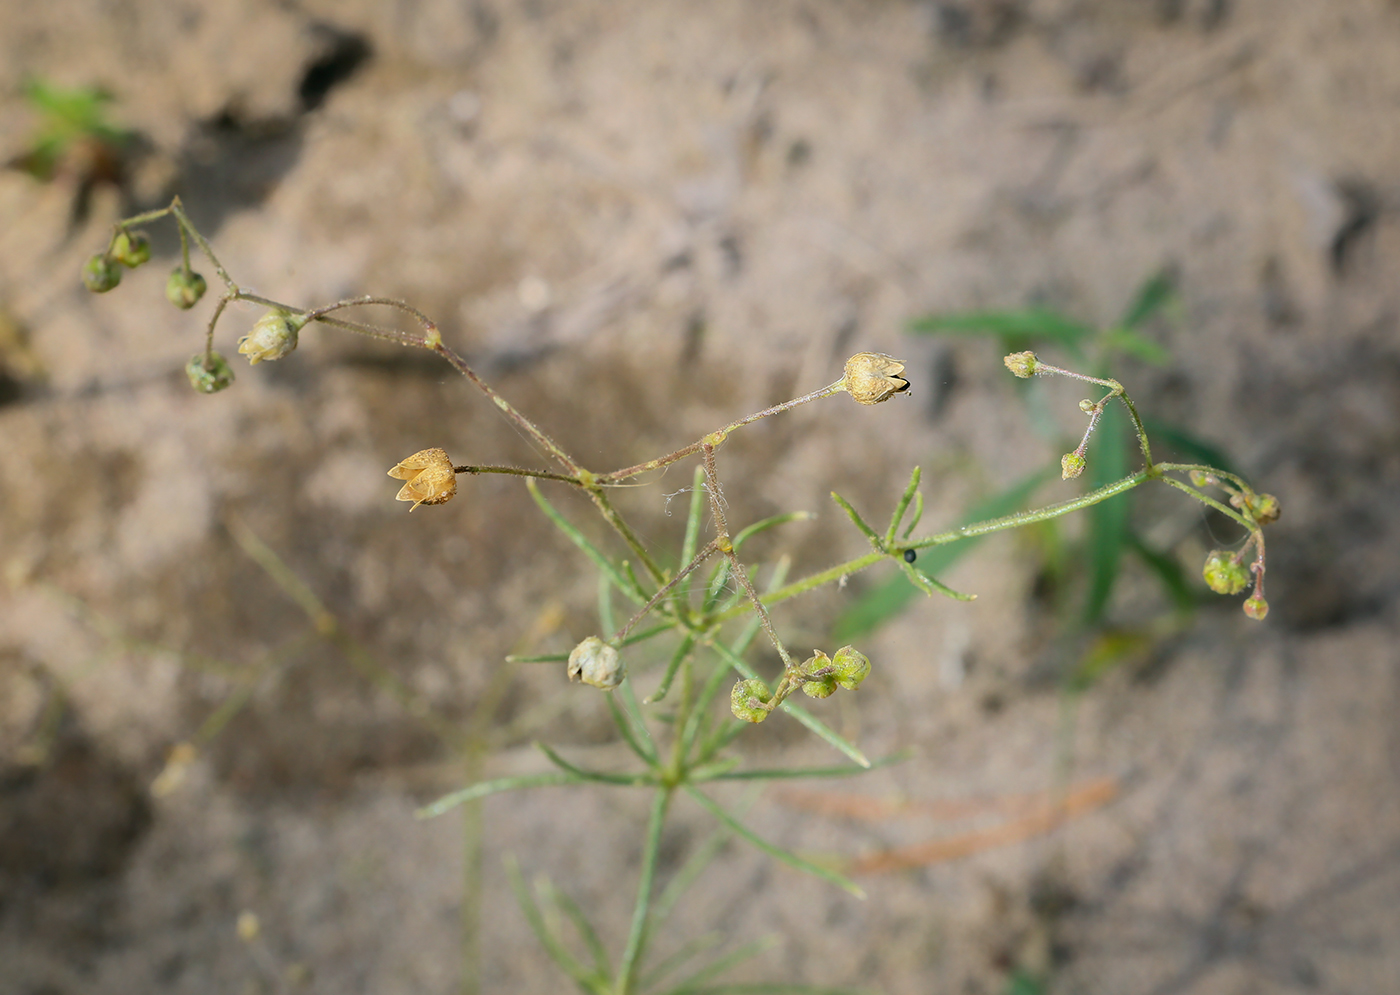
[1202,550,1249,595]
[1243,595,1269,621]
[842,352,910,405]
[186,352,235,394]
[111,230,151,268]
[799,650,837,698]
[166,268,208,309]
[567,636,624,689]
[831,645,870,691]
[238,309,307,365]
[387,447,457,510]
[1061,451,1086,480]
[83,254,122,292]
[730,678,772,722]
[1003,351,1039,378]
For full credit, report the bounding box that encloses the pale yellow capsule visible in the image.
[842,352,910,405]
[387,448,458,510]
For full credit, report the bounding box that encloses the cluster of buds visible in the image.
[1191,471,1279,620]
[730,646,871,722]
[82,228,153,293]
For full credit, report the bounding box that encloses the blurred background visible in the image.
[2,1,1398,993]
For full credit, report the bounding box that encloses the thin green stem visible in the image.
[455,464,583,485]
[617,786,673,995]
[613,540,719,644]
[170,197,238,290]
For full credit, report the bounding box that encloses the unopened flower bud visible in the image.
[238,309,307,365]
[831,645,870,691]
[83,254,122,292]
[1243,595,1269,620]
[111,230,151,268]
[730,678,772,722]
[1202,550,1249,595]
[567,636,624,689]
[1231,491,1280,526]
[387,447,457,510]
[1189,470,1214,488]
[1078,398,1097,413]
[186,352,235,394]
[1003,351,1039,378]
[1061,451,1086,480]
[166,268,208,309]
[842,352,910,405]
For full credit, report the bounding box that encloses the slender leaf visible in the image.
[909,308,1095,347]
[618,678,658,758]
[733,511,814,553]
[651,789,758,929]
[535,741,653,786]
[1084,406,1130,624]
[527,478,644,604]
[899,559,975,602]
[646,634,697,704]
[642,934,723,993]
[608,687,659,764]
[832,464,1055,641]
[598,572,617,635]
[900,490,924,540]
[830,491,882,546]
[1118,268,1176,329]
[662,937,778,995]
[884,466,922,547]
[1100,326,1171,365]
[1128,533,1195,612]
[710,752,909,782]
[505,858,603,994]
[684,786,866,899]
[680,465,708,573]
[549,882,613,980]
[506,622,674,664]
[417,772,583,819]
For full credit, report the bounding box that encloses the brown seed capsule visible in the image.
[387,447,458,510]
[842,352,910,405]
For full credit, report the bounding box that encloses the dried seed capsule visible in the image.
[166,268,208,309]
[567,636,624,689]
[730,678,772,722]
[185,352,235,394]
[111,230,151,268]
[1061,452,1087,480]
[83,254,122,292]
[842,352,910,405]
[238,309,307,365]
[387,448,457,510]
[1202,550,1249,595]
[831,645,870,691]
[1003,351,1039,378]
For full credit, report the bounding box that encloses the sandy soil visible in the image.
[2,1,1399,993]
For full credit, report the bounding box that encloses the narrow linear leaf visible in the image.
[680,465,708,572]
[1085,406,1130,625]
[505,858,602,994]
[899,560,975,602]
[733,511,814,553]
[711,752,909,782]
[417,772,582,819]
[548,882,613,980]
[1100,326,1171,365]
[1128,533,1195,612]
[642,934,724,994]
[909,308,1095,346]
[884,466,922,546]
[662,937,778,995]
[534,741,652,786]
[608,688,658,764]
[833,464,1055,642]
[527,478,645,604]
[830,492,882,545]
[646,633,697,704]
[505,622,674,664]
[684,786,866,899]
[1118,267,1177,330]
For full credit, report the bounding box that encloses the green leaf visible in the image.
[884,466,922,547]
[733,511,814,553]
[684,786,866,898]
[832,464,1056,641]
[416,772,583,819]
[1099,326,1171,365]
[830,491,882,546]
[1084,405,1131,624]
[505,858,605,994]
[646,634,696,704]
[608,683,659,764]
[1128,533,1195,612]
[534,741,653,786]
[1140,418,1237,475]
[660,937,778,995]
[680,465,708,573]
[1117,268,1177,329]
[549,882,613,980]
[909,308,1095,347]
[709,751,910,781]
[527,478,645,604]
